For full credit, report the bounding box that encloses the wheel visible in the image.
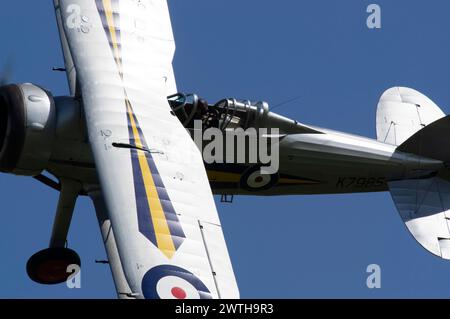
[240,165,279,191]
[26,247,81,285]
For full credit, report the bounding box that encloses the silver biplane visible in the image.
[0,0,448,298]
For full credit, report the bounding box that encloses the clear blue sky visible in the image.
[1,0,450,298]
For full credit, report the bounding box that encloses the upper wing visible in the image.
[55,0,238,298]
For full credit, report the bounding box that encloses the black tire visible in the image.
[26,247,81,285]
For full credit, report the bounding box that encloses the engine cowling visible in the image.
[0,83,56,176]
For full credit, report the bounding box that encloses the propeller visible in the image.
[0,56,14,86]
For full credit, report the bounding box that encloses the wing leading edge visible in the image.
[55,0,238,299]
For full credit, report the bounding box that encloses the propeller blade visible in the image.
[0,56,14,86]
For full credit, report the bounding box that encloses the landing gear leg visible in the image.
[26,179,82,285]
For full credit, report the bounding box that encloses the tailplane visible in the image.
[376,87,445,146]
[389,177,450,259]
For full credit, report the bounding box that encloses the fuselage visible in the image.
[44,102,443,196]
[270,127,442,195]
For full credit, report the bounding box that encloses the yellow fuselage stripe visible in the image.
[207,170,241,183]
[127,102,176,259]
[278,178,320,185]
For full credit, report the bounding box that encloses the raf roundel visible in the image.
[240,165,279,191]
[142,265,213,299]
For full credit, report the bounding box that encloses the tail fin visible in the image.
[397,115,450,162]
[376,87,445,146]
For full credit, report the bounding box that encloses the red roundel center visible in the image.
[171,287,187,299]
[255,176,263,183]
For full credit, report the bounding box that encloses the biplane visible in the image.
[0,0,448,298]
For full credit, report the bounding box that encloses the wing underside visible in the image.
[389,177,450,259]
[55,0,238,298]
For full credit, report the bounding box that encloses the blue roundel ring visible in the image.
[141,265,212,299]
